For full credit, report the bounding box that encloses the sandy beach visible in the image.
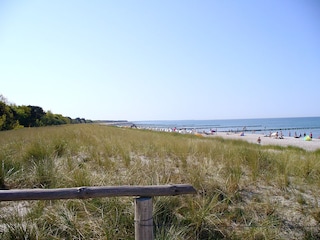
[207,132,320,151]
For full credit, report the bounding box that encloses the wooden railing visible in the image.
[0,184,196,240]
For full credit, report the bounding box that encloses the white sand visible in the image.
[207,132,320,151]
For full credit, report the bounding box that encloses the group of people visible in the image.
[294,132,313,138]
[258,131,314,144]
[264,131,313,139]
[264,131,284,139]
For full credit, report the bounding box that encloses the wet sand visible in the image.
[208,132,320,151]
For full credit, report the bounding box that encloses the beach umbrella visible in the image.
[304,135,311,141]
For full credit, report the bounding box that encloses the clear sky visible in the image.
[1,1,319,121]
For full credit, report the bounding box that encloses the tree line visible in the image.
[0,95,92,131]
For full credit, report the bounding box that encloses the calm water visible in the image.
[133,117,320,139]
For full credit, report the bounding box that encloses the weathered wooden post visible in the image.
[135,197,153,240]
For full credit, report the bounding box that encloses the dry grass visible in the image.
[0,124,320,239]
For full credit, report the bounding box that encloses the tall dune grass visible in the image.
[0,124,319,239]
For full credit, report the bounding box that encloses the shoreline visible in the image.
[115,123,320,151]
[206,132,320,151]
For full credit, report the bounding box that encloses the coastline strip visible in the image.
[207,132,320,152]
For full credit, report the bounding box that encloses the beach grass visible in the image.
[0,124,320,239]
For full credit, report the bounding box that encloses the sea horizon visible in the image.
[132,116,320,139]
[131,116,320,122]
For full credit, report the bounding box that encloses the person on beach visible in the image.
[257,137,261,144]
[279,131,284,139]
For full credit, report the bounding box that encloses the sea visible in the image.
[132,117,320,139]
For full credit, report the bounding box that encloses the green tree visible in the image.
[0,95,90,131]
[0,96,19,130]
[12,105,31,127]
[28,105,45,127]
[41,111,71,126]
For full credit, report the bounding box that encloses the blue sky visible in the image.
[1,1,319,121]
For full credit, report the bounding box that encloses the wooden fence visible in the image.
[0,184,196,240]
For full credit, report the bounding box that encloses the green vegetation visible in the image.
[1,124,320,239]
[0,95,91,131]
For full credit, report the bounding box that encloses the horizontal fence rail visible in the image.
[0,184,196,240]
[0,184,196,201]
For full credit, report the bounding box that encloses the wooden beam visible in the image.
[0,184,197,201]
[135,197,154,240]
